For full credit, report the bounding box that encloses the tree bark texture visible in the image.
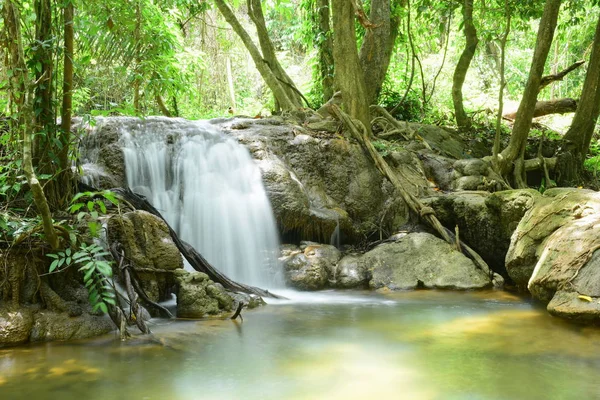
[3,0,60,250]
[317,0,335,103]
[331,0,371,134]
[59,2,74,206]
[499,0,561,186]
[358,0,400,105]
[452,0,478,130]
[557,13,600,184]
[214,0,299,111]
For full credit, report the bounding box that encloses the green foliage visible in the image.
[68,190,118,238]
[47,243,116,314]
[372,140,404,158]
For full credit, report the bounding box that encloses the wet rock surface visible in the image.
[107,210,183,302]
[173,270,234,318]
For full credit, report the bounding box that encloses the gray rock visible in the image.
[0,307,34,347]
[506,188,600,289]
[173,270,233,318]
[547,290,600,324]
[281,244,341,290]
[423,190,537,277]
[333,254,370,289]
[367,232,491,290]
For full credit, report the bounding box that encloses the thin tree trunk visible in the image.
[247,0,304,107]
[452,0,479,130]
[331,0,371,134]
[226,56,236,110]
[493,2,511,167]
[317,0,335,103]
[213,0,298,111]
[155,94,172,117]
[59,2,74,205]
[499,0,561,187]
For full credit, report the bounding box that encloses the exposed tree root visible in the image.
[331,105,492,277]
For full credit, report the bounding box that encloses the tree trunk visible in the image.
[317,0,335,103]
[452,0,479,130]
[358,0,400,105]
[155,94,172,117]
[493,0,511,166]
[58,2,74,207]
[247,0,304,107]
[2,0,59,250]
[557,13,600,185]
[213,0,300,111]
[331,0,371,134]
[499,0,561,187]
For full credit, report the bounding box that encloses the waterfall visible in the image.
[117,118,281,288]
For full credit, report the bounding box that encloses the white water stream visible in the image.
[118,118,281,287]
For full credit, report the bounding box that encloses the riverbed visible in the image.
[1,290,599,399]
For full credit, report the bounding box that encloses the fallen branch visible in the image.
[231,301,245,321]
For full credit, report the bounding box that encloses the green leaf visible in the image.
[98,302,108,314]
[87,201,94,212]
[104,297,116,306]
[98,201,107,214]
[68,203,85,213]
[84,267,94,281]
[47,253,59,259]
[49,259,59,272]
[65,248,71,256]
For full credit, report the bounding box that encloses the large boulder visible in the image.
[281,244,341,290]
[506,188,600,290]
[173,270,234,318]
[366,232,491,290]
[521,191,600,323]
[107,210,183,302]
[424,190,537,277]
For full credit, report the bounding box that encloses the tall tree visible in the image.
[331,0,371,133]
[556,12,600,185]
[452,0,479,130]
[358,0,401,105]
[499,0,562,187]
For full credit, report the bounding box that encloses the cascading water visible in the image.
[116,118,281,288]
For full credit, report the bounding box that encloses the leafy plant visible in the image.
[47,243,116,314]
[68,190,119,237]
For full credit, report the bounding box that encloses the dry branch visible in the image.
[539,60,585,92]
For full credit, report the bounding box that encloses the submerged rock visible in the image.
[29,311,114,343]
[107,210,183,302]
[366,232,491,290]
[173,270,234,318]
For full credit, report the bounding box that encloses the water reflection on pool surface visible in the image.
[1,290,599,400]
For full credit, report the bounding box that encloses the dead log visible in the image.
[330,105,492,277]
[504,98,578,120]
[111,188,285,299]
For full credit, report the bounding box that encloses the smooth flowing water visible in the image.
[2,290,600,400]
[117,118,281,287]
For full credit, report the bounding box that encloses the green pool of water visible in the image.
[1,290,599,400]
